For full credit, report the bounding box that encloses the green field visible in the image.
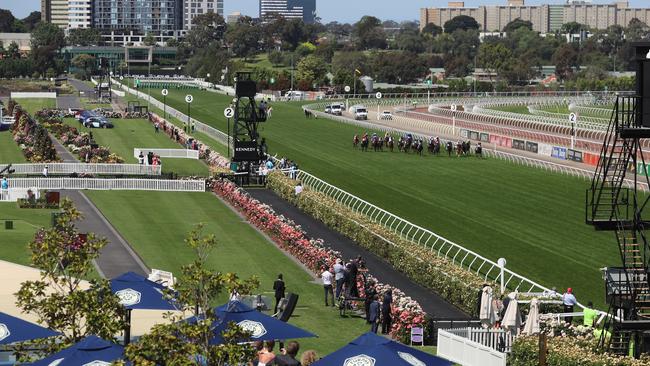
[14,98,56,114]
[60,118,210,176]
[142,87,618,307]
[0,203,57,265]
[0,130,27,164]
[85,190,370,356]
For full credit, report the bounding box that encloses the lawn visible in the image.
[60,118,210,177]
[85,190,372,357]
[14,98,56,115]
[0,130,26,164]
[489,104,531,114]
[0,203,57,266]
[144,87,618,308]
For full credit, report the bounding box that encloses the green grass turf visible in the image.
[0,203,57,266]
[489,104,531,114]
[143,87,619,308]
[0,130,27,164]
[14,98,56,115]
[60,118,210,177]
[84,190,372,356]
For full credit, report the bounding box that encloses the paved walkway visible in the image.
[246,188,469,319]
[47,100,148,278]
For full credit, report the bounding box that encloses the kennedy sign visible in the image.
[233,141,259,161]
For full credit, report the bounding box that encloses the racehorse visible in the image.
[456,141,463,156]
[446,141,453,156]
[353,135,359,149]
[372,135,380,152]
[388,136,394,152]
[361,136,369,152]
[428,138,435,154]
[416,140,424,156]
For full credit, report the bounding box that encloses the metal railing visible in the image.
[437,329,507,366]
[6,178,206,192]
[442,327,514,353]
[1,163,161,176]
[133,148,200,159]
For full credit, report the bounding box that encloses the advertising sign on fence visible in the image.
[512,139,526,151]
[525,141,539,154]
[460,129,468,138]
[470,131,479,141]
[552,146,567,160]
[583,152,600,166]
[537,143,553,157]
[567,149,583,163]
[637,163,650,176]
[480,133,490,142]
[489,135,512,148]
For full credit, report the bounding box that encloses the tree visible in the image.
[296,54,328,87]
[281,18,309,50]
[478,42,513,83]
[7,41,21,59]
[560,22,588,34]
[354,16,387,50]
[186,13,227,50]
[295,41,316,58]
[268,50,284,66]
[503,18,532,34]
[67,28,102,46]
[31,22,65,75]
[394,29,424,53]
[421,23,443,38]
[552,43,579,80]
[143,33,157,46]
[22,11,41,31]
[372,51,426,84]
[0,9,16,32]
[225,22,260,59]
[331,51,370,87]
[124,224,259,366]
[444,15,480,34]
[15,200,126,358]
[71,54,96,79]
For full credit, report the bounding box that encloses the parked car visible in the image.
[324,105,332,114]
[379,111,393,120]
[331,104,343,116]
[350,105,368,120]
[83,117,114,128]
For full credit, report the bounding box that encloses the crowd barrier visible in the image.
[6,178,206,192]
[437,329,507,366]
[1,163,161,176]
[133,148,200,159]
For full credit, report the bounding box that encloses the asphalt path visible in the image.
[246,188,469,319]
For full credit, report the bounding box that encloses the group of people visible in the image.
[252,340,316,366]
[353,132,484,157]
[320,256,393,334]
[137,151,161,166]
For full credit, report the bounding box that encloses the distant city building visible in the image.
[259,0,316,23]
[41,0,69,28]
[227,11,243,24]
[0,33,31,55]
[184,0,224,30]
[68,0,93,29]
[420,0,650,33]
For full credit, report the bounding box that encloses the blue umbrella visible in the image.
[0,312,60,345]
[110,271,178,345]
[187,300,316,344]
[312,332,452,366]
[30,335,125,366]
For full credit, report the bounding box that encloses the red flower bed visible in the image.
[213,178,427,342]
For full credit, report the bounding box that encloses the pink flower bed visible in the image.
[213,178,427,342]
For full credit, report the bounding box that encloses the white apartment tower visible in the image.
[184,0,224,30]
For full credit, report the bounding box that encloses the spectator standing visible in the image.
[275,341,300,366]
[321,266,334,306]
[364,281,377,323]
[294,182,303,196]
[300,350,318,366]
[273,274,285,314]
[1,176,8,201]
[42,166,48,177]
[257,340,276,366]
[562,288,578,324]
[154,122,160,133]
[138,152,145,165]
[583,301,599,327]
[369,295,380,333]
[267,106,273,119]
[381,289,393,334]
[333,258,345,300]
[348,258,359,297]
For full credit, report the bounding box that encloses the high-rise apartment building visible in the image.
[41,0,70,28]
[68,0,93,29]
[183,0,224,30]
[420,0,650,33]
[93,0,182,34]
[260,0,316,23]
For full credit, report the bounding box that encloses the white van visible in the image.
[286,90,304,101]
[331,104,343,116]
[350,105,368,120]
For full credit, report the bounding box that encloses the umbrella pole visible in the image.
[124,309,132,346]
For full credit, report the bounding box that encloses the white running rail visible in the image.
[6,178,205,192]
[133,148,200,159]
[1,163,161,176]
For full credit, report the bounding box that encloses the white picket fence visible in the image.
[437,329,507,366]
[1,163,161,176]
[0,188,39,202]
[133,148,200,159]
[6,178,205,192]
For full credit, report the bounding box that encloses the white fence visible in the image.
[10,92,57,99]
[437,329,507,366]
[133,148,200,159]
[1,163,161,176]
[6,178,205,192]
[0,188,39,202]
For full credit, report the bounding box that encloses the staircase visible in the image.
[587,96,650,357]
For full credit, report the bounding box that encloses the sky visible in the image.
[4,0,649,23]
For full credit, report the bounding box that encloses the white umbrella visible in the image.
[522,298,540,335]
[502,297,521,335]
[479,285,495,328]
